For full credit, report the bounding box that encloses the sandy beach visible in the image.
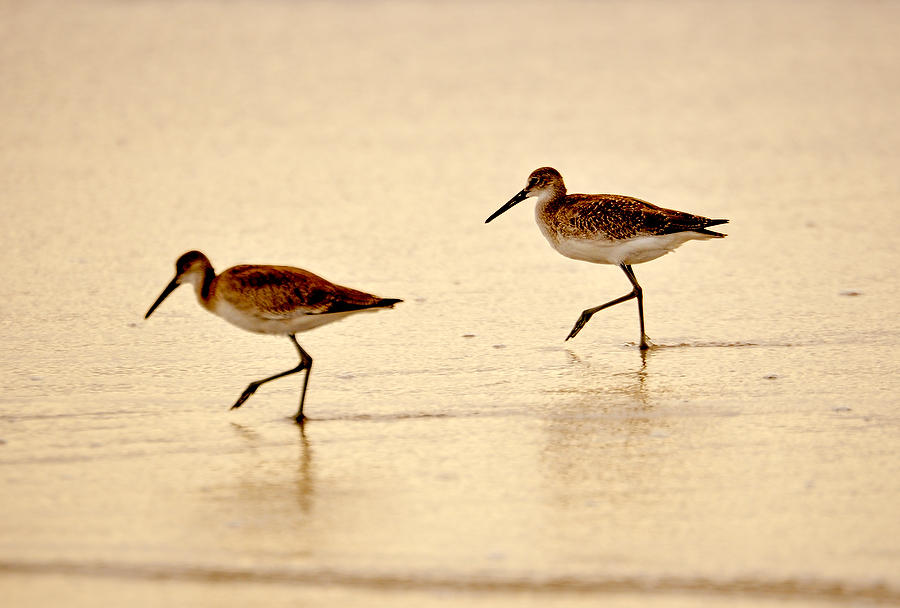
[1,1,899,605]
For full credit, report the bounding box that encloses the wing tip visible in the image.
[377,298,403,308]
[700,218,728,237]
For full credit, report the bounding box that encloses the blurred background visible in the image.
[1,1,898,606]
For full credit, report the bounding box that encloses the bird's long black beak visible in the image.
[145,277,180,319]
[485,189,528,223]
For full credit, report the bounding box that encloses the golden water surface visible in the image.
[1,1,899,606]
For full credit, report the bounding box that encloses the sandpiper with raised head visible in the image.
[486,167,727,349]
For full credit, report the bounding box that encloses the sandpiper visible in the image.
[485,167,727,349]
[145,251,401,422]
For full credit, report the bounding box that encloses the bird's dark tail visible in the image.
[697,218,728,237]
[376,298,403,308]
[324,297,403,313]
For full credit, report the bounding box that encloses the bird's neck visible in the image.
[187,266,217,309]
[534,184,567,213]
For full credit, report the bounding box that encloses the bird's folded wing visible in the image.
[218,265,384,318]
[560,195,718,239]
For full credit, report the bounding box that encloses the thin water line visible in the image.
[0,559,895,604]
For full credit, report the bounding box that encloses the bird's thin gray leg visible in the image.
[231,334,313,423]
[566,264,648,349]
[621,264,650,349]
[291,335,313,423]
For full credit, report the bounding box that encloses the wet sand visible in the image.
[1,1,899,605]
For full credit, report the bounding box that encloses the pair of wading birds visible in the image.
[146,167,728,422]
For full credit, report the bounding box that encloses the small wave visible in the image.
[0,559,895,603]
[640,341,798,349]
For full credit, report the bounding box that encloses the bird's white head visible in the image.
[485,167,566,223]
[145,250,214,319]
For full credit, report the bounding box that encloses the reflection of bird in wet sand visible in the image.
[145,250,401,422]
[486,167,727,349]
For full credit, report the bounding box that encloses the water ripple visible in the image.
[0,559,895,604]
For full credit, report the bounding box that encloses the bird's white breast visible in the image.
[212,299,378,335]
[537,217,714,266]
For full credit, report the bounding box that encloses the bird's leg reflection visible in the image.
[634,347,649,402]
[229,421,262,445]
[606,347,652,407]
[296,423,314,514]
[227,422,316,516]
[562,344,653,408]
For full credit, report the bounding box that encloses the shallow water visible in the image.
[2,0,899,605]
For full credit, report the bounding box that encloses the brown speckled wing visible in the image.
[215,265,386,318]
[556,195,720,240]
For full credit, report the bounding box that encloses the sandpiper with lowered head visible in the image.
[485,167,727,349]
[145,251,401,422]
